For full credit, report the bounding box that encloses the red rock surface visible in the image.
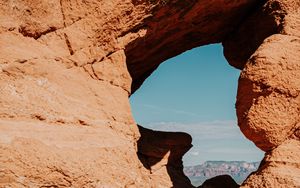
[0,0,299,187]
[224,0,300,187]
[137,125,193,187]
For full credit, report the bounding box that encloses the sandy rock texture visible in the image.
[0,0,299,187]
[224,0,300,187]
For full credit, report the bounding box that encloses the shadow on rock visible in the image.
[198,175,239,188]
[137,125,194,188]
[137,125,241,188]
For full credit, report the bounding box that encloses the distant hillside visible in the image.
[184,161,260,187]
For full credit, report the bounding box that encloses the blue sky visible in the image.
[129,44,264,166]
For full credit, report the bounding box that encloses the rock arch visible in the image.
[0,0,299,187]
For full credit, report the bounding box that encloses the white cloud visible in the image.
[140,104,204,118]
[144,120,242,141]
[190,151,200,156]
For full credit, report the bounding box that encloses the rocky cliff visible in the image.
[0,0,299,187]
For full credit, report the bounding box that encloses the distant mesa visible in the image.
[184,161,259,187]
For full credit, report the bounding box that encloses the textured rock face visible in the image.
[137,125,193,188]
[242,139,300,188]
[223,0,300,187]
[0,0,299,187]
[124,0,259,92]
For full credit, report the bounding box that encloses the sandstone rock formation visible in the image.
[223,0,300,187]
[137,125,193,188]
[198,175,239,188]
[0,0,299,187]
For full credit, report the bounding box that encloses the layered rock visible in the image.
[0,0,299,187]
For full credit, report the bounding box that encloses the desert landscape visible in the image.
[0,0,299,187]
[184,161,259,186]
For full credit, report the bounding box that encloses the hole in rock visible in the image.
[130,44,264,187]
